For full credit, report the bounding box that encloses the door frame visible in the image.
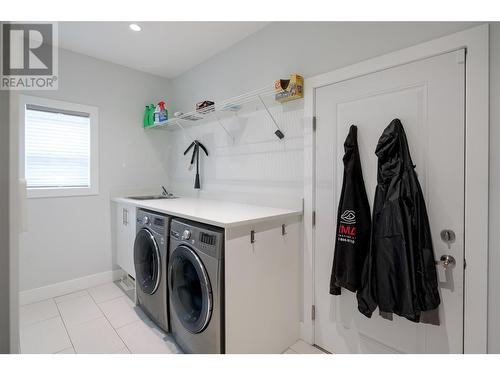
[302,24,489,353]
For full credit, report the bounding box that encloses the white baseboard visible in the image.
[19,269,125,305]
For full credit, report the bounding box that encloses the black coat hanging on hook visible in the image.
[183,140,208,189]
[356,119,440,324]
[329,125,371,296]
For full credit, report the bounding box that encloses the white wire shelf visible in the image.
[146,85,289,140]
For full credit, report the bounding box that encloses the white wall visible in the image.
[488,23,500,354]
[171,22,479,112]
[0,88,10,352]
[8,85,20,353]
[165,100,304,210]
[14,48,172,292]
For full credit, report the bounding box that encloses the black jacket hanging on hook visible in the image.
[356,119,441,323]
[329,125,371,295]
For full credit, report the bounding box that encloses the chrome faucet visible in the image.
[161,186,174,198]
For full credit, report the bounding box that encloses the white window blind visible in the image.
[25,105,91,189]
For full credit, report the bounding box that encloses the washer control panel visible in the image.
[136,209,169,239]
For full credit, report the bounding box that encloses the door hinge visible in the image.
[311,305,316,321]
[312,116,317,132]
[464,258,467,269]
[312,211,316,227]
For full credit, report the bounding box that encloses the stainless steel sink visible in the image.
[127,195,178,200]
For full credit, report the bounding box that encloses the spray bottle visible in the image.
[154,101,168,124]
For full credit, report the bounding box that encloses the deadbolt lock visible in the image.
[440,229,456,244]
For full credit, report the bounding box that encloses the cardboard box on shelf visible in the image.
[274,74,303,103]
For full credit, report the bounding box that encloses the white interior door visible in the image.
[314,49,465,354]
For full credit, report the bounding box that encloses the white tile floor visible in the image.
[20,282,325,354]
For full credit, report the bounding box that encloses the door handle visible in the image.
[436,255,456,269]
[123,208,128,225]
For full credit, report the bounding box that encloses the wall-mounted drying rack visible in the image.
[147,85,286,140]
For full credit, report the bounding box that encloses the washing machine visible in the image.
[168,218,224,353]
[134,208,170,332]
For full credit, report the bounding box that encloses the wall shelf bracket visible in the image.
[212,112,235,142]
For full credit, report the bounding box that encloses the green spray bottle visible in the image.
[143,105,150,127]
[147,104,155,126]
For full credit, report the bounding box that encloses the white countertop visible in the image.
[112,196,302,228]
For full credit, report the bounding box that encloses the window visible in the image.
[20,96,99,198]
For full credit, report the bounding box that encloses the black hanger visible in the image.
[183,140,209,189]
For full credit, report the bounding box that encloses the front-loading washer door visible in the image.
[169,245,212,334]
[134,228,161,295]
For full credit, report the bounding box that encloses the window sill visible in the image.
[27,186,99,199]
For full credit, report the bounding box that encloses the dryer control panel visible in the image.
[170,219,224,260]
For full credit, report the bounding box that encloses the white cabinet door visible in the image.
[116,203,136,278]
[314,50,465,353]
[225,217,301,353]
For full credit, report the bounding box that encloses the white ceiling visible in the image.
[58,22,269,79]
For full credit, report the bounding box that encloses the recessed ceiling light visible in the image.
[129,23,142,32]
